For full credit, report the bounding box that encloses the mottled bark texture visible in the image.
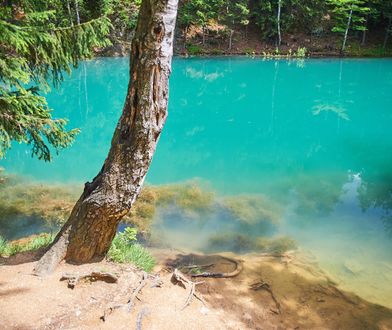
[34,0,179,275]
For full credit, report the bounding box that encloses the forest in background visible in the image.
[38,0,392,56]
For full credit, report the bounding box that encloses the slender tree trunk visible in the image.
[74,0,81,25]
[361,17,368,46]
[34,0,179,275]
[66,0,74,26]
[183,25,188,51]
[341,8,353,55]
[383,17,392,50]
[277,0,282,47]
[202,26,206,45]
[361,29,367,46]
[228,29,234,51]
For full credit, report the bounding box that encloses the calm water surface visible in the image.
[1,57,392,307]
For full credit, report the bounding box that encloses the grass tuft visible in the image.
[107,227,155,272]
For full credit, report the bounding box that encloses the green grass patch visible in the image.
[0,233,55,257]
[346,42,392,57]
[108,227,155,272]
[186,43,203,55]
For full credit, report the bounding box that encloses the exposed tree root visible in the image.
[136,307,150,330]
[128,272,148,312]
[250,281,281,314]
[101,271,148,322]
[172,269,206,310]
[60,271,118,289]
[33,230,70,276]
[190,257,243,278]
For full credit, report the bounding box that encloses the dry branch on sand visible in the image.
[60,271,118,289]
[101,271,149,322]
[172,268,206,310]
[190,256,243,278]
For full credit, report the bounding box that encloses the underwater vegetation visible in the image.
[287,172,345,219]
[207,233,297,254]
[125,181,215,236]
[0,170,215,238]
[220,194,282,230]
[1,169,282,241]
[0,168,80,227]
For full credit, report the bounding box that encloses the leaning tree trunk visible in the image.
[34,0,179,275]
[341,8,353,55]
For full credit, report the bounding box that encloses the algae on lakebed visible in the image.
[0,168,80,227]
[207,233,297,254]
[0,170,284,252]
[220,194,282,227]
[0,170,217,238]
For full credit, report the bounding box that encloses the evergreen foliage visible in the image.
[328,0,370,33]
[0,1,111,161]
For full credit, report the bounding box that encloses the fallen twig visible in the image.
[250,281,281,314]
[100,304,125,322]
[180,263,215,270]
[182,281,195,310]
[191,257,243,278]
[60,271,118,289]
[100,272,148,322]
[172,269,206,309]
[128,272,148,312]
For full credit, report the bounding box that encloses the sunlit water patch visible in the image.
[1,57,392,307]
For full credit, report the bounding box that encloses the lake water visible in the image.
[1,57,392,308]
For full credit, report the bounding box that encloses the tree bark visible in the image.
[34,0,179,275]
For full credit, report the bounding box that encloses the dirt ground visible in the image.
[1,250,392,330]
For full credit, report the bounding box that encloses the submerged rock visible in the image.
[343,260,364,275]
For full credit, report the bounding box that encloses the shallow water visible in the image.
[1,57,392,307]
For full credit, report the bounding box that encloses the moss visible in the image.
[254,236,297,254]
[208,233,255,253]
[292,173,344,217]
[207,233,297,254]
[124,186,159,235]
[0,172,80,226]
[124,182,214,235]
[1,168,217,240]
[221,195,281,226]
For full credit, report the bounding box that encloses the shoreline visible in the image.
[95,51,392,60]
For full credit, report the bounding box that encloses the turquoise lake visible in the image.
[1,57,392,307]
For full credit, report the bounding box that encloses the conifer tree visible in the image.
[0,1,111,161]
